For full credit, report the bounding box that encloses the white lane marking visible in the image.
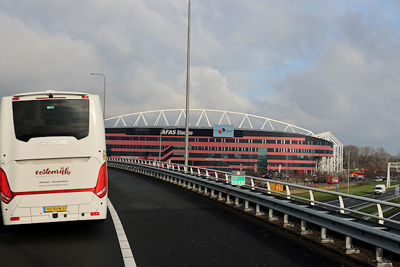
[325,199,339,204]
[108,199,137,267]
[389,210,400,220]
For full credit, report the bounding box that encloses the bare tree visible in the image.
[344,145,390,178]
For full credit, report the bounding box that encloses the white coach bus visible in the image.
[0,91,107,225]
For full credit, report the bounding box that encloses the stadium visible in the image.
[105,109,343,175]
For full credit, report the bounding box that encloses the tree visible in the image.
[343,145,390,178]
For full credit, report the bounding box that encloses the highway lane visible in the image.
[321,187,400,231]
[390,211,400,221]
[109,168,363,267]
[325,189,397,209]
[0,213,124,267]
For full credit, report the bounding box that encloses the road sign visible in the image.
[231,175,245,186]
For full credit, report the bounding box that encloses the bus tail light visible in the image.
[90,212,100,216]
[0,168,14,204]
[94,163,107,198]
[10,217,20,221]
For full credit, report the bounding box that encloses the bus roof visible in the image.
[13,90,89,98]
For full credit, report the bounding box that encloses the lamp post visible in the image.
[347,151,350,194]
[347,150,355,194]
[90,73,106,119]
[286,150,288,183]
[158,129,164,162]
[184,0,191,169]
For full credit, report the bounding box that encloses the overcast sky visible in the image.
[1,0,400,153]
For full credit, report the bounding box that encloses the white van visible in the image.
[0,91,107,225]
[374,184,386,195]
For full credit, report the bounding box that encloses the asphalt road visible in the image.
[322,186,400,231]
[108,168,362,267]
[0,168,367,267]
[325,189,396,209]
[390,211,400,221]
[0,212,123,267]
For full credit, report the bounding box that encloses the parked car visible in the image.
[374,184,386,195]
[357,175,365,181]
[374,177,384,182]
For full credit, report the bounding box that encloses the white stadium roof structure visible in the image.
[105,109,343,173]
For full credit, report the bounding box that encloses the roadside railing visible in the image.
[108,157,400,264]
[109,157,400,226]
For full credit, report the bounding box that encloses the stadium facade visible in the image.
[105,109,343,174]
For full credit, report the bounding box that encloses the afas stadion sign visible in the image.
[160,129,193,136]
[159,126,234,137]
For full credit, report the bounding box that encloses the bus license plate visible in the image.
[43,206,67,213]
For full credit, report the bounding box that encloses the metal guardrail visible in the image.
[108,157,400,264]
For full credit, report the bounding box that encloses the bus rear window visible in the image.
[13,99,89,142]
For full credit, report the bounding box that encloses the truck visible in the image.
[326,175,339,184]
[374,184,386,195]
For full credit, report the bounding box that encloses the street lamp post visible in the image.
[286,151,288,183]
[90,73,106,119]
[158,129,164,162]
[347,150,355,194]
[184,0,191,170]
[347,151,350,194]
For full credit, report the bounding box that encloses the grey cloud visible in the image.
[259,10,400,152]
[1,0,400,153]
[0,11,102,95]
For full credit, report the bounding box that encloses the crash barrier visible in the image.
[109,157,400,266]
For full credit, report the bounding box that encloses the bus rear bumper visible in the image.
[1,192,108,225]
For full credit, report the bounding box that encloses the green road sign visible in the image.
[231,175,245,186]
